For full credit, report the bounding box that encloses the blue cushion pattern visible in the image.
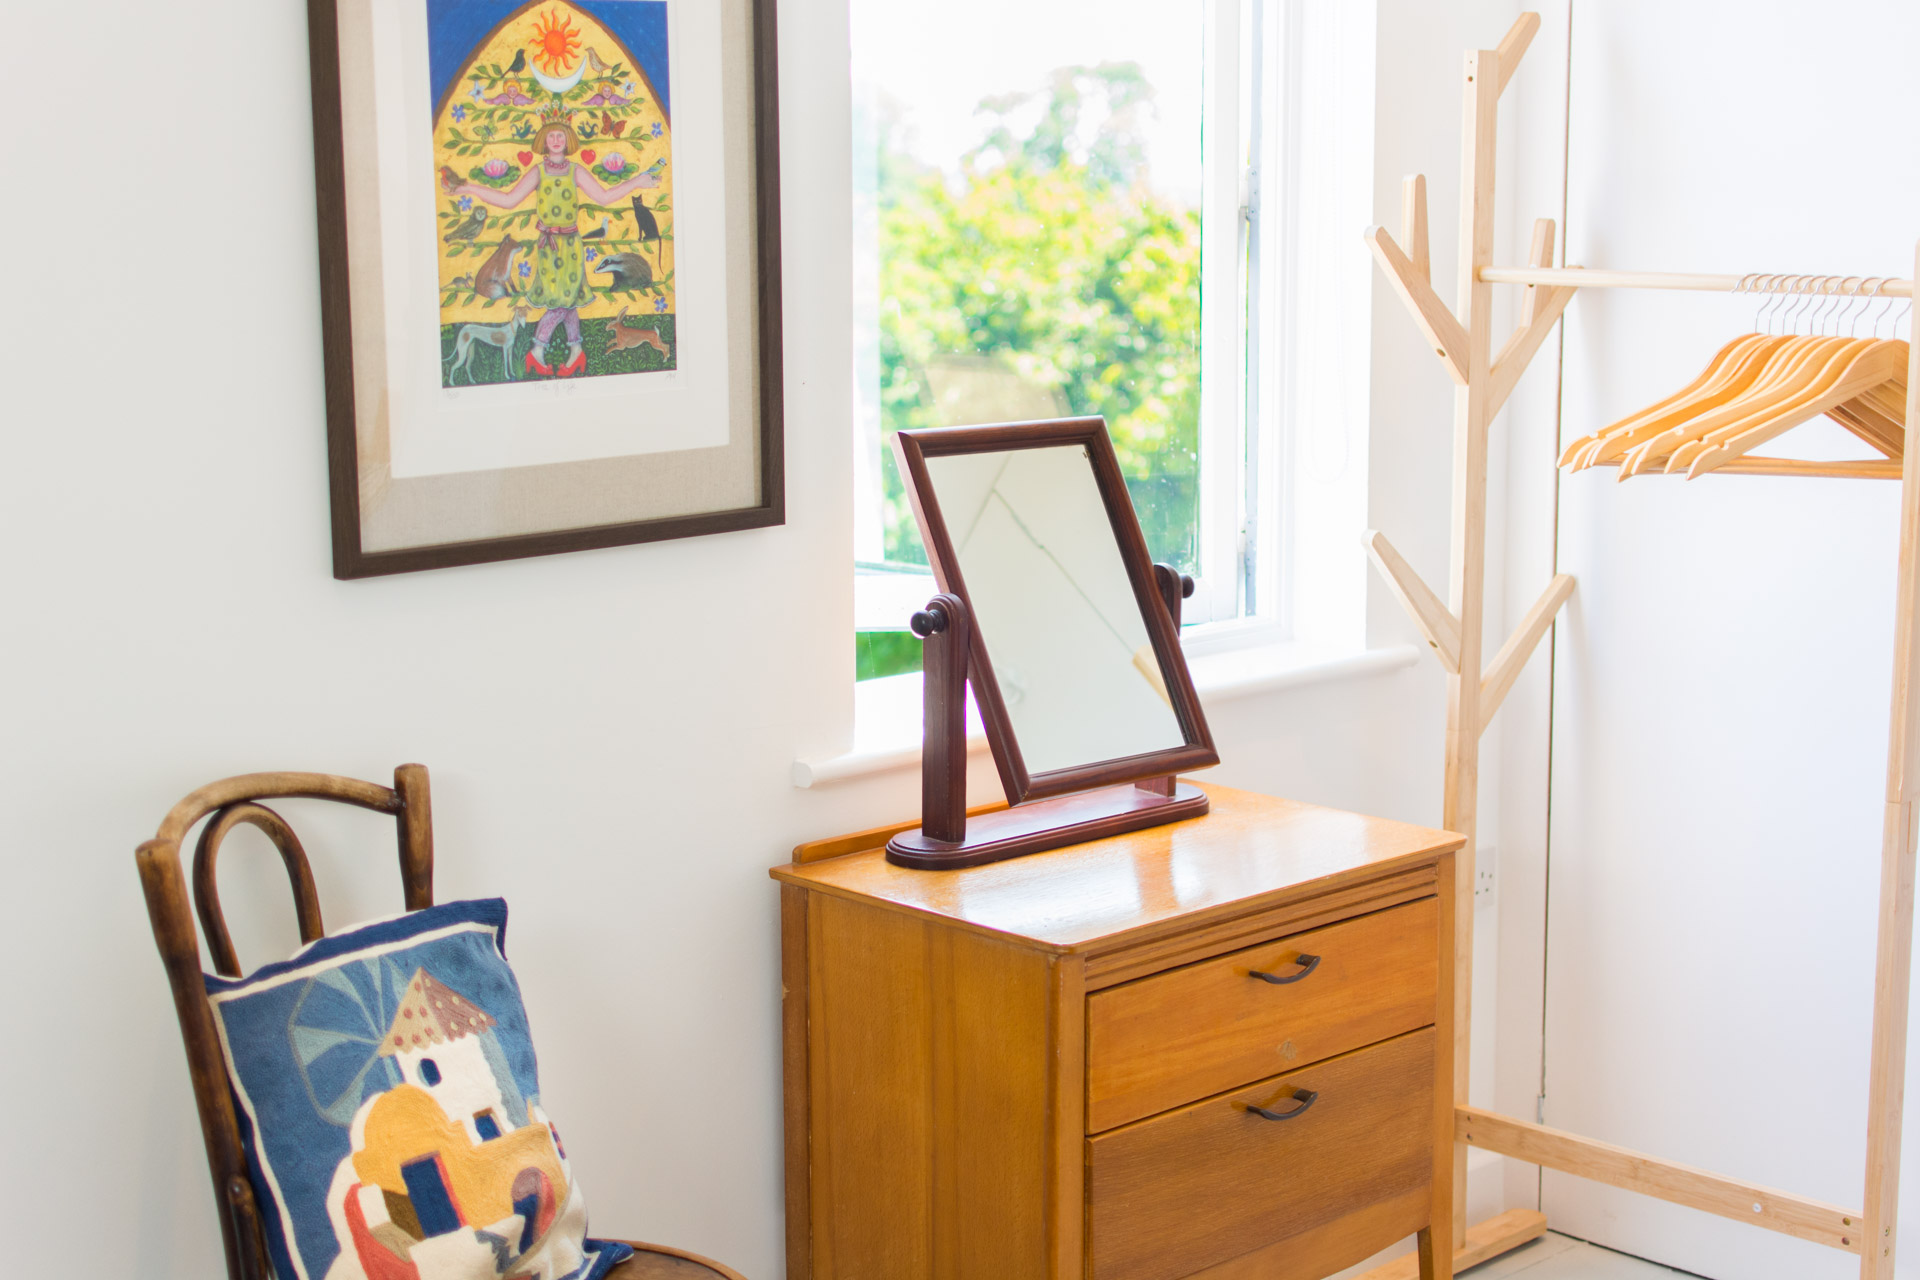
[205,898,631,1280]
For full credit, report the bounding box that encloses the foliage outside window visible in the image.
[853,0,1254,684]
[873,65,1202,578]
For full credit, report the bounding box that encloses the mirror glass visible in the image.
[923,444,1187,776]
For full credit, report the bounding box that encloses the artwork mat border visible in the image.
[310,0,784,578]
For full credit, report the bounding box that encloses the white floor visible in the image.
[1463,1232,1703,1278]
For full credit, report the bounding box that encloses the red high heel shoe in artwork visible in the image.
[556,349,587,378]
[525,351,554,376]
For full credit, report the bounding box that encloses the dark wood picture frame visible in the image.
[891,417,1219,807]
[306,0,785,579]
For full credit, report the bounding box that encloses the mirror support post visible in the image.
[1152,563,1196,627]
[1138,565,1197,798]
[913,593,972,844]
[889,574,1210,870]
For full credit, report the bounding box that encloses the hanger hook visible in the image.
[1787,277,1822,335]
[1766,272,1797,333]
[1872,278,1900,339]
[1820,276,1850,335]
[1766,276,1795,335]
[1811,276,1841,335]
[1756,275,1787,334]
[1826,278,1852,335]
[1850,277,1881,337]
[1844,278,1865,337]
[1808,277,1834,335]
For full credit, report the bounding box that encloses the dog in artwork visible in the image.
[447,306,532,384]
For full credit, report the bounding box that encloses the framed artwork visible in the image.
[307,0,783,578]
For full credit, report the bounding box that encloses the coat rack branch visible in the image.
[1403,175,1431,284]
[1368,226,1469,382]
[1365,531,1462,673]
[1488,221,1577,418]
[1520,220,1556,326]
[1490,287,1575,419]
[1479,573,1575,728]
[1493,12,1539,95]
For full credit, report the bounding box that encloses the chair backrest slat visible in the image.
[137,764,434,1280]
[192,803,325,978]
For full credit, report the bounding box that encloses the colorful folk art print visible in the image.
[431,1,676,388]
[207,900,630,1280]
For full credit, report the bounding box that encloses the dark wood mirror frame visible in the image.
[887,417,1219,868]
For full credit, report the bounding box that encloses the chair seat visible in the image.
[607,1239,748,1280]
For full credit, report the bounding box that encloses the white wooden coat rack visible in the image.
[1356,13,1920,1279]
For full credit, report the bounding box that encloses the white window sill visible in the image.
[791,641,1421,788]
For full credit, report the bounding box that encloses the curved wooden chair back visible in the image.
[135,765,434,1280]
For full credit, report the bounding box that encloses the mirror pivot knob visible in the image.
[911,606,950,638]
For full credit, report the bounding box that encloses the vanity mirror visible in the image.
[887,417,1218,869]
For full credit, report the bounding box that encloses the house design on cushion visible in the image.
[321,968,590,1280]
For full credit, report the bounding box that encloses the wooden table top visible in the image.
[774,783,1462,953]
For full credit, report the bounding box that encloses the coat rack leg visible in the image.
[1864,800,1916,1279]
[1357,15,1564,1278]
[1860,239,1920,1280]
[1439,44,1501,1244]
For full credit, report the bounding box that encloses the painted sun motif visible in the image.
[530,8,582,75]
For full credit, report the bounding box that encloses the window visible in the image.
[852,0,1282,681]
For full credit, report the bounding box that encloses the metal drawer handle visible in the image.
[1249,953,1320,985]
[1246,1089,1318,1122]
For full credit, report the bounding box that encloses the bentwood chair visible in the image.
[136,764,747,1280]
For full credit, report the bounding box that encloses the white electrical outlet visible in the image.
[1475,856,1496,903]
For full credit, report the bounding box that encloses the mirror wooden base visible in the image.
[885,781,1209,870]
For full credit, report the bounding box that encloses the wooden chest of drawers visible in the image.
[773,783,1462,1280]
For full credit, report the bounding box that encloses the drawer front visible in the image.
[1087,1028,1435,1280]
[1087,897,1438,1131]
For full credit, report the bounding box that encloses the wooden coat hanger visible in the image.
[1567,277,1910,479]
[1617,333,1852,476]
[1561,332,1788,469]
[1676,337,1907,477]
[1564,274,1812,469]
[1652,334,1867,469]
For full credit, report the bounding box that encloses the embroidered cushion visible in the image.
[206,898,631,1280]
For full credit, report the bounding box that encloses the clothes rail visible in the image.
[1482,266,1915,296]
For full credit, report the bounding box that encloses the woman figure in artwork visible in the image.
[447,109,659,377]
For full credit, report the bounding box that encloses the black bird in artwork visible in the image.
[581,216,609,240]
[629,195,662,267]
[593,252,653,294]
[507,48,527,73]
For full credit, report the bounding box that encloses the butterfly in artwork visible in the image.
[601,111,628,138]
